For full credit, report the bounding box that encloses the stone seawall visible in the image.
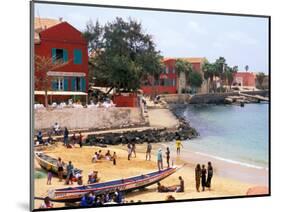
[160,94,191,103]
[189,90,269,104]
[35,107,146,130]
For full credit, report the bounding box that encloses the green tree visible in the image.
[188,71,203,93]
[224,65,238,91]
[175,59,193,93]
[256,72,266,89]
[202,61,216,93]
[35,55,68,107]
[84,17,163,94]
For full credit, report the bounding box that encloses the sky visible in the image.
[34,3,269,73]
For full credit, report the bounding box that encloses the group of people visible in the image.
[157,176,184,193]
[63,127,83,148]
[80,189,123,207]
[46,159,82,186]
[195,162,213,192]
[156,147,171,171]
[92,150,117,165]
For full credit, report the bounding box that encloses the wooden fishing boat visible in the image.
[35,152,82,178]
[47,166,179,202]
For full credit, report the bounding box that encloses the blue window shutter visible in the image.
[64,77,68,91]
[51,80,57,91]
[74,49,82,64]
[63,49,68,62]
[52,48,56,63]
[81,77,86,91]
[71,77,76,91]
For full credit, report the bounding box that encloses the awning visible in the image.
[34,90,88,96]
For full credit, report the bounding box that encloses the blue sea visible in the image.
[178,103,269,170]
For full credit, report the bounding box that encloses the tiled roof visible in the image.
[163,57,207,64]
[34,17,63,43]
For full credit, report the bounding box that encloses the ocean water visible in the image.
[178,103,269,170]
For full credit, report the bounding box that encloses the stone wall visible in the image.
[34,107,146,130]
[160,94,191,104]
[189,90,269,104]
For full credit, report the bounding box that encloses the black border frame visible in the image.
[30,0,271,211]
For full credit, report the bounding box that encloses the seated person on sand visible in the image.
[105,150,112,160]
[88,171,100,184]
[72,133,77,145]
[175,176,184,193]
[92,152,99,163]
[53,122,61,135]
[98,150,104,159]
[75,173,83,185]
[157,182,176,192]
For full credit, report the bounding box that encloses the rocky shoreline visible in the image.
[86,115,199,146]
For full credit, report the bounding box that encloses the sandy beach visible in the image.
[33,142,265,209]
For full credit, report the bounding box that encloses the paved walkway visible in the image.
[147,108,179,129]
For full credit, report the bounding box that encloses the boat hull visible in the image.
[49,167,178,202]
[35,152,82,178]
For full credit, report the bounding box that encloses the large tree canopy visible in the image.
[84,17,163,93]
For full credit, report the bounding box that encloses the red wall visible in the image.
[234,72,256,87]
[141,58,178,95]
[112,93,138,107]
[34,22,88,92]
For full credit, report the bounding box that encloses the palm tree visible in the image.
[175,59,193,93]
[215,57,226,93]
[202,62,216,93]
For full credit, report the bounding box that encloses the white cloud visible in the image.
[187,21,207,35]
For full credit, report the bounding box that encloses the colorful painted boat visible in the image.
[35,152,82,178]
[48,166,179,202]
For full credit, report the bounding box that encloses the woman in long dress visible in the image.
[201,164,207,191]
[195,164,201,192]
[206,161,213,190]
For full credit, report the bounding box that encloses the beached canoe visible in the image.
[47,166,179,202]
[35,152,82,178]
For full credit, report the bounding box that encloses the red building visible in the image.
[141,57,206,95]
[34,18,88,104]
[233,72,256,87]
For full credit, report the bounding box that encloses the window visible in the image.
[165,66,169,74]
[76,77,81,91]
[52,77,64,91]
[52,48,68,63]
[71,77,86,91]
[74,49,82,64]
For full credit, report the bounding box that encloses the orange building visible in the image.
[233,72,256,87]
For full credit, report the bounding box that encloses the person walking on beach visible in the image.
[127,143,132,160]
[201,164,207,191]
[157,149,163,171]
[195,164,201,192]
[132,143,136,158]
[175,138,183,156]
[146,142,152,160]
[206,161,213,190]
[57,157,64,182]
[166,147,170,168]
[66,161,74,185]
[63,127,69,146]
[112,152,117,165]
